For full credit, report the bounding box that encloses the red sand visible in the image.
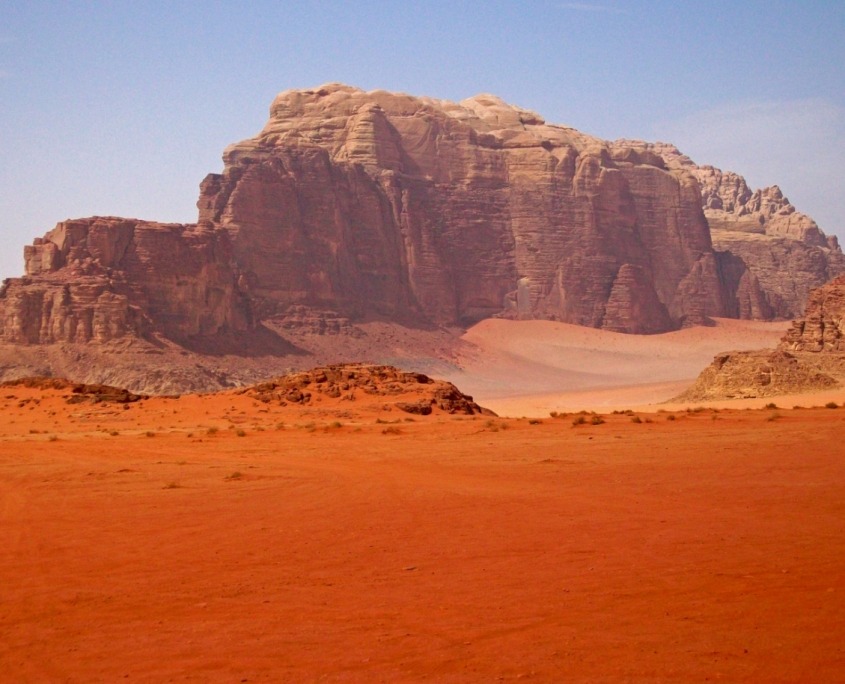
[1,388,844,681]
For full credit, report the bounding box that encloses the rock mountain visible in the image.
[0,84,841,390]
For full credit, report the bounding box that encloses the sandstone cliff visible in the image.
[197,84,732,333]
[0,217,250,345]
[616,141,845,320]
[1,84,843,393]
[781,274,845,352]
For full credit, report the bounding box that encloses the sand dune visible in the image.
[451,318,790,415]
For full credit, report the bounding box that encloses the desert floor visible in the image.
[1,386,844,682]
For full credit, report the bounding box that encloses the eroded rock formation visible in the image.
[239,363,493,415]
[677,275,845,401]
[1,84,842,375]
[781,274,845,352]
[617,141,845,320]
[0,217,250,345]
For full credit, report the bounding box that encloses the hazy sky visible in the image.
[2,1,843,281]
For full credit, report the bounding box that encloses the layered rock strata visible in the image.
[1,84,842,368]
[616,141,845,319]
[195,85,736,333]
[781,274,845,352]
[0,217,250,345]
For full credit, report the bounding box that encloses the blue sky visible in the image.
[1,1,843,281]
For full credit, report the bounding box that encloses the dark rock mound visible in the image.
[237,363,494,415]
[0,376,146,403]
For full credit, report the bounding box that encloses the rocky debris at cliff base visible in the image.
[0,377,147,403]
[674,275,845,401]
[672,350,841,402]
[237,363,495,416]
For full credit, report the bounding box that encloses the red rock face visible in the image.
[0,218,250,344]
[2,84,843,349]
[617,141,845,319]
[197,85,731,332]
[781,274,845,352]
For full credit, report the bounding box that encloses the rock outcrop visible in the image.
[239,363,493,415]
[676,275,845,401]
[617,142,845,320]
[781,274,845,352]
[1,84,843,394]
[195,84,732,333]
[0,217,251,344]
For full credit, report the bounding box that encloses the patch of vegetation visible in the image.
[145,431,155,437]
[666,415,676,422]
[764,402,779,409]
[766,412,782,422]
[225,471,243,480]
[589,415,605,425]
[825,401,839,409]
[235,429,247,437]
[206,426,219,436]
[528,419,543,425]
[381,426,402,435]
[162,482,181,489]
[630,415,642,424]
[571,415,586,427]
[109,430,119,437]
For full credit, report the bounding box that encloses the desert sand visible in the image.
[454,317,795,415]
[2,383,844,682]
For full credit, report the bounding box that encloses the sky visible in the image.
[1,1,843,281]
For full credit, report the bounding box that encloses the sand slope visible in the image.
[453,318,791,415]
